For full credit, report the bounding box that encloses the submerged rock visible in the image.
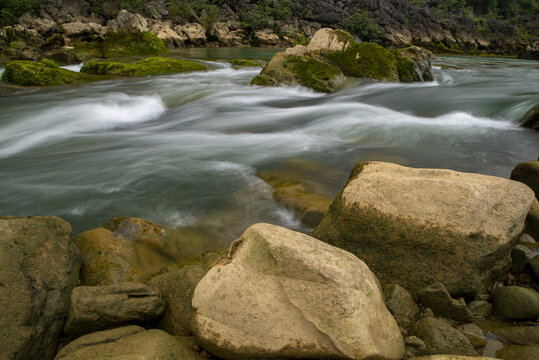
[64,283,165,337]
[81,57,208,77]
[1,60,97,86]
[192,223,404,360]
[456,323,486,349]
[312,161,534,296]
[251,52,345,93]
[0,216,81,360]
[55,327,205,360]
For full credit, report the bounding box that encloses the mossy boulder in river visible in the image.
[102,31,169,58]
[312,161,535,297]
[81,57,208,77]
[323,42,399,81]
[251,52,345,93]
[1,60,96,86]
[396,46,434,82]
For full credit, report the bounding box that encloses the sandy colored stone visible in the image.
[417,283,474,323]
[410,317,477,356]
[313,161,535,296]
[254,28,281,46]
[410,356,498,360]
[64,283,165,337]
[178,23,207,46]
[384,283,421,330]
[306,27,354,52]
[55,328,205,360]
[107,9,148,32]
[60,21,104,37]
[0,216,81,360]
[285,44,308,56]
[150,22,184,48]
[457,323,486,349]
[192,223,404,360]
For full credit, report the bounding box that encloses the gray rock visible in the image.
[55,327,205,360]
[384,283,421,330]
[148,265,206,336]
[457,323,486,349]
[417,283,474,323]
[467,300,492,318]
[40,0,89,24]
[65,283,164,337]
[106,9,149,32]
[0,216,81,360]
[512,245,531,273]
[492,286,539,321]
[519,233,536,244]
[410,317,477,356]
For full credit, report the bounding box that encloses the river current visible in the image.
[0,50,538,253]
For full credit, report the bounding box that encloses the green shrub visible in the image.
[0,0,40,26]
[168,0,191,21]
[344,11,383,43]
[202,4,219,35]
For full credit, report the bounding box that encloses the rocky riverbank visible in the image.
[0,0,537,65]
[1,158,538,360]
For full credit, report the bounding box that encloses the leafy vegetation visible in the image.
[0,0,39,26]
[344,11,383,43]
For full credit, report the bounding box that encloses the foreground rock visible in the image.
[251,52,345,93]
[55,326,205,360]
[81,57,208,77]
[417,283,473,323]
[192,223,404,360]
[511,160,539,197]
[0,216,81,360]
[410,356,497,359]
[410,318,477,356]
[491,286,539,320]
[64,283,165,337]
[312,161,535,296]
[384,284,421,330]
[148,265,206,336]
[1,60,98,86]
[75,217,175,285]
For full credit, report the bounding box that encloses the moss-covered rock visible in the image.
[323,42,399,81]
[102,31,169,58]
[1,60,98,86]
[228,58,267,68]
[396,46,434,82]
[81,57,208,77]
[69,42,104,62]
[492,286,539,321]
[251,52,345,93]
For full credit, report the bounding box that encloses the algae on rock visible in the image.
[102,31,169,58]
[1,60,97,86]
[81,57,208,77]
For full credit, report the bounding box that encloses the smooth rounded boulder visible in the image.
[192,223,404,360]
[312,161,535,296]
[0,216,81,360]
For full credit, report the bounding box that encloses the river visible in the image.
[0,50,538,254]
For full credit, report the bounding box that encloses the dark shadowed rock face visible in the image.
[0,216,81,360]
[40,0,89,24]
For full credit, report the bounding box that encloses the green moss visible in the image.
[426,41,463,54]
[324,42,399,81]
[1,60,101,86]
[39,58,59,68]
[285,55,344,93]
[81,57,208,77]
[228,58,267,68]
[102,31,169,58]
[70,42,103,62]
[40,34,64,51]
[396,56,419,82]
[334,30,355,48]
[251,74,276,86]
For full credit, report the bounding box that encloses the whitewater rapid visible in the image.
[0,54,538,249]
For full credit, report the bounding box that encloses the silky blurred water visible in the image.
[0,52,538,253]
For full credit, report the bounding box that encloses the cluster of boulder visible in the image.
[252,28,434,93]
[1,157,538,360]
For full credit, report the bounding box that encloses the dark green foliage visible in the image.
[102,31,169,58]
[0,0,39,26]
[344,11,383,43]
[239,0,296,37]
[81,57,208,76]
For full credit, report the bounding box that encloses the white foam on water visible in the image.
[0,93,166,158]
[61,63,83,72]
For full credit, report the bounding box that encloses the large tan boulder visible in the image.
[150,22,184,48]
[254,28,281,46]
[312,161,535,296]
[177,23,207,46]
[0,216,81,360]
[306,27,354,53]
[192,223,404,360]
[60,21,105,37]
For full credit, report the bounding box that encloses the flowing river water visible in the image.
[1,50,538,255]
